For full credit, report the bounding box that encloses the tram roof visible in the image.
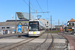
[29,19,39,21]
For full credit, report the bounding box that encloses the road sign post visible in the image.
[18,25,22,33]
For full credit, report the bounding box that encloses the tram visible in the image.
[28,19,45,36]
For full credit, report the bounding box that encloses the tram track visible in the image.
[8,33,46,50]
[47,33,54,50]
[9,33,54,50]
[0,33,45,50]
[7,33,46,50]
[33,33,54,50]
[0,33,38,50]
[0,37,36,50]
[33,33,48,50]
[0,38,29,50]
[0,32,54,50]
[0,34,28,47]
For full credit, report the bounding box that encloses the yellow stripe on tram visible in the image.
[33,32,35,34]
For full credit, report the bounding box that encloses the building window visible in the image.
[47,21,48,24]
[2,27,5,29]
[69,23,70,26]
[7,27,10,29]
[72,23,74,26]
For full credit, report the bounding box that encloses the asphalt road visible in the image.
[0,33,29,49]
[0,32,67,50]
[52,33,66,50]
[11,33,52,50]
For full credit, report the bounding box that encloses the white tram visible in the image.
[28,19,45,36]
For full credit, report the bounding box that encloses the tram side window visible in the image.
[2,27,5,29]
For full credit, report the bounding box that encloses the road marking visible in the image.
[54,39,66,43]
[0,39,66,43]
[0,39,25,43]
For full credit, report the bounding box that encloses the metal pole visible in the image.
[15,12,17,34]
[15,13,16,33]
[51,15,52,31]
[29,0,31,20]
[58,19,59,26]
[58,19,59,31]
[35,10,37,19]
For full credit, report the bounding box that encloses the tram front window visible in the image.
[29,22,39,31]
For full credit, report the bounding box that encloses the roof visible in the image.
[6,19,29,22]
[29,19,39,21]
[68,18,75,22]
[0,22,29,26]
[16,12,32,20]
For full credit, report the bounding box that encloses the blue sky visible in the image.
[0,0,75,25]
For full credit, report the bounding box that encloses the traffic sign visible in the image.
[18,25,22,33]
[64,23,67,26]
[63,27,65,29]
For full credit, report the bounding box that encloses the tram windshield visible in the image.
[29,21,39,31]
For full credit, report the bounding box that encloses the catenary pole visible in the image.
[51,15,52,31]
[29,0,31,20]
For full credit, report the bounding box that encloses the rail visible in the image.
[34,33,48,50]
[47,33,54,50]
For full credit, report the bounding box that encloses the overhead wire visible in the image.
[47,0,48,11]
[23,0,35,11]
[47,0,49,19]
[36,0,46,17]
[30,3,36,11]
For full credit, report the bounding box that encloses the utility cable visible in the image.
[23,0,35,11]
[36,0,46,17]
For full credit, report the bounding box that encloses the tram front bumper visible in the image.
[29,34,40,36]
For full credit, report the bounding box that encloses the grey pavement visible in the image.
[0,33,67,50]
[0,33,29,49]
[11,33,50,50]
[36,33,52,50]
[52,33,66,50]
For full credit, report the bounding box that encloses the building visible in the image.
[67,18,75,27]
[39,19,50,29]
[55,25,64,29]
[67,18,75,31]
[0,20,29,35]
[16,12,34,20]
[0,12,34,35]
[0,12,51,34]
[0,19,50,34]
